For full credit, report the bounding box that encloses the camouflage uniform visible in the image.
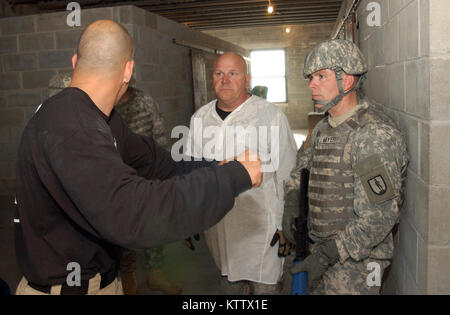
[284,40,408,294]
[115,87,170,273]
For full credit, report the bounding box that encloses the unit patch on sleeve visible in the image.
[355,154,395,205]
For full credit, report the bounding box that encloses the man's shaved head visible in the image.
[214,52,248,75]
[75,20,134,75]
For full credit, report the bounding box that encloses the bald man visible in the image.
[185,52,297,294]
[14,20,262,295]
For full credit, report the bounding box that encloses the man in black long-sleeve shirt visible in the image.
[14,19,262,295]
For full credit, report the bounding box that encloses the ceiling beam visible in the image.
[158,5,341,19]
[186,15,338,27]
[143,0,342,12]
[191,19,337,30]
[165,8,339,22]
[174,11,339,24]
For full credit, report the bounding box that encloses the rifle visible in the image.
[292,168,309,295]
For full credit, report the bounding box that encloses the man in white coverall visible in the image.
[186,52,297,294]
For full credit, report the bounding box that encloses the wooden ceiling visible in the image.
[9,0,343,30]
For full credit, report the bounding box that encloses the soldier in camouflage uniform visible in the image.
[282,39,408,295]
[48,73,182,295]
[115,86,182,295]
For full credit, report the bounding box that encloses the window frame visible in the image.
[249,48,288,103]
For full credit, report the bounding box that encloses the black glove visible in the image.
[290,240,339,291]
[270,229,294,257]
[184,234,201,251]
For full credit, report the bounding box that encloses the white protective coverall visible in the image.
[185,95,297,284]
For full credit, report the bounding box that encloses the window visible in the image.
[250,49,286,103]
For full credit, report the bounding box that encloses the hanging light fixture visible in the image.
[267,1,274,14]
[285,27,291,33]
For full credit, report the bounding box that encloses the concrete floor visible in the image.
[136,235,222,295]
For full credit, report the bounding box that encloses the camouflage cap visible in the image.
[303,39,368,78]
[48,73,72,89]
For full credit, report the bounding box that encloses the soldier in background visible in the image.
[48,74,181,295]
[282,39,408,294]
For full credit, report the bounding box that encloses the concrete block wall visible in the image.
[203,23,335,130]
[357,0,450,294]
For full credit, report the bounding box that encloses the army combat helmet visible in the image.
[303,39,368,113]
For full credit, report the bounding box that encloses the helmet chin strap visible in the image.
[312,69,365,113]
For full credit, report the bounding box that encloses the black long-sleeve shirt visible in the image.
[14,88,252,286]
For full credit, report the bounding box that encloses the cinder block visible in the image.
[416,58,430,120]
[420,121,430,182]
[119,6,132,24]
[389,0,407,17]
[429,124,450,185]
[398,218,418,284]
[7,91,41,107]
[405,1,419,59]
[158,99,178,114]
[384,16,399,64]
[0,73,21,90]
[145,11,157,29]
[404,170,429,242]
[0,36,18,54]
[419,0,430,57]
[3,53,38,71]
[36,12,74,32]
[38,50,73,69]
[427,247,450,294]
[388,63,405,111]
[55,30,83,49]
[429,0,450,55]
[80,7,113,28]
[0,126,9,143]
[0,16,35,34]
[140,64,160,82]
[0,108,24,126]
[0,94,6,108]
[430,59,450,120]
[0,142,19,161]
[398,7,408,61]
[405,61,418,115]
[130,6,146,26]
[398,114,419,174]
[371,66,389,105]
[429,185,450,246]
[18,33,54,52]
[403,262,422,294]
[22,70,56,89]
[9,124,27,144]
[417,233,428,293]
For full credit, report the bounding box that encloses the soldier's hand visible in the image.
[270,229,294,257]
[282,190,300,244]
[236,150,262,187]
[290,240,339,291]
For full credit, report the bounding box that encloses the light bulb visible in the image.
[285,27,291,33]
[267,5,274,14]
